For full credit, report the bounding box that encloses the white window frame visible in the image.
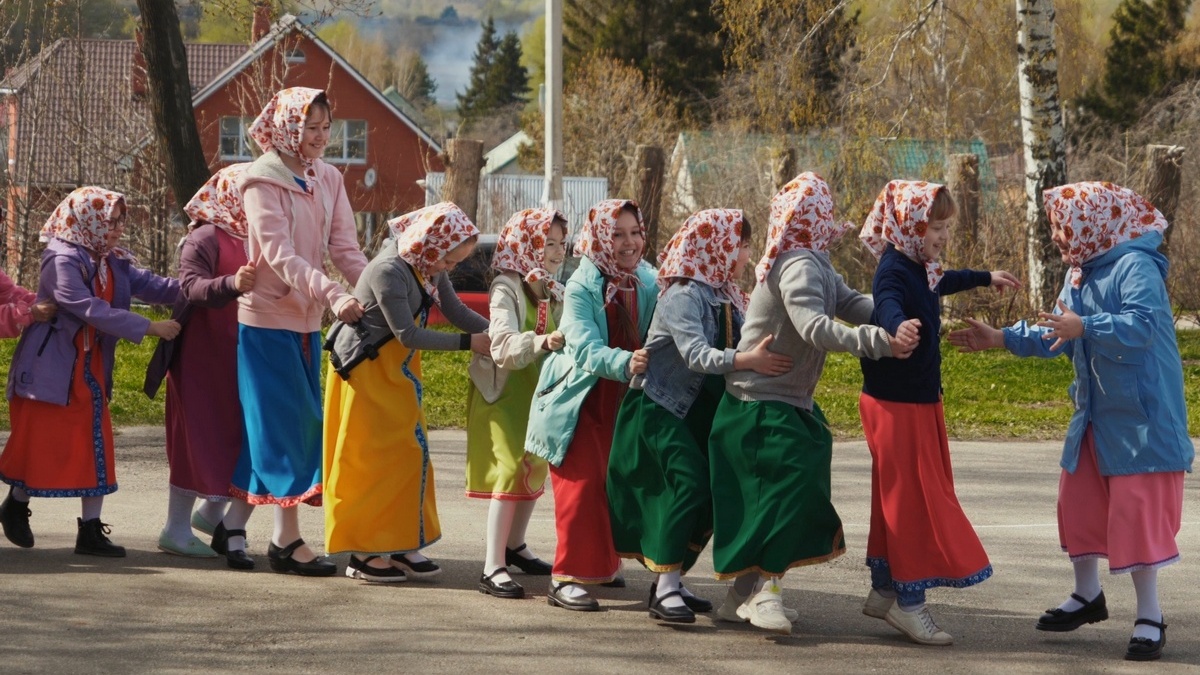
[324,119,368,164]
[218,116,256,160]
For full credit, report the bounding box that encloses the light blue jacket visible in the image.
[525,256,658,466]
[1003,231,1193,476]
[639,281,740,419]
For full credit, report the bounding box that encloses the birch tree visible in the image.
[1016,0,1067,310]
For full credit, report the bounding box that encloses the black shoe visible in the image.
[681,588,713,613]
[214,526,255,570]
[267,538,336,577]
[389,553,442,579]
[1036,591,1108,632]
[547,582,600,611]
[601,575,626,588]
[1125,617,1167,661]
[74,517,125,557]
[0,491,34,548]
[505,543,552,575]
[479,568,525,599]
[346,555,407,583]
[648,586,696,624]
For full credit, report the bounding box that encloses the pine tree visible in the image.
[489,32,529,107]
[457,16,501,120]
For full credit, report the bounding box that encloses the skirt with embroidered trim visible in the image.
[464,362,548,500]
[231,325,323,507]
[323,338,440,555]
[860,393,992,592]
[0,331,114,498]
[709,393,845,579]
[607,375,723,573]
[1058,424,1184,574]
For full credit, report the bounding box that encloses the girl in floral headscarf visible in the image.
[525,199,656,612]
[949,182,1191,662]
[707,173,913,635]
[0,187,180,559]
[234,87,369,578]
[148,164,259,567]
[606,209,793,624]
[465,208,568,600]
[856,179,1018,647]
[324,202,489,583]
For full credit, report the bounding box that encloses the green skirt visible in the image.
[708,393,845,579]
[607,375,723,573]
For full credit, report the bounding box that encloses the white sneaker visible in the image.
[863,588,896,619]
[719,586,801,624]
[739,588,792,634]
[884,603,953,646]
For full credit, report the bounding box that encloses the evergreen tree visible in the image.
[457,16,501,120]
[457,18,529,123]
[490,32,529,107]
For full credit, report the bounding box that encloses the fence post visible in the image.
[1143,144,1185,257]
[442,138,485,225]
[770,146,796,192]
[945,153,980,254]
[633,145,665,262]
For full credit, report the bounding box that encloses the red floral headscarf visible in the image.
[39,186,132,291]
[492,208,566,302]
[860,180,946,290]
[657,208,748,314]
[184,163,250,240]
[1043,182,1168,288]
[574,199,645,304]
[248,87,326,194]
[388,202,480,302]
[757,172,852,284]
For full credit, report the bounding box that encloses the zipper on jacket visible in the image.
[35,326,54,356]
[535,368,572,398]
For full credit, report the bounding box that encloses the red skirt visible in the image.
[860,393,992,590]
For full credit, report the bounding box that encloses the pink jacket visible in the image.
[238,152,368,333]
[0,270,36,338]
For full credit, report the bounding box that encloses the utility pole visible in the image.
[541,0,563,210]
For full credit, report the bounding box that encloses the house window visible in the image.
[219,116,255,160]
[286,49,306,64]
[324,119,367,163]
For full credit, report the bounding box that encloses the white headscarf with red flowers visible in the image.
[248,87,326,194]
[574,199,645,304]
[657,208,748,314]
[388,202,480,302]
[757,172,853,284]
[185,163,251,240]
[1043,182,1168,288]
[39,186,132,291]
[860,179,946,291]
[492,207,566,302]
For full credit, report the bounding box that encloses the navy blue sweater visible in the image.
[860,245,991,403]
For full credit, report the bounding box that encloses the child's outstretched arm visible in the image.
[779,256,892,359]
[179,233,252,309]
[127,264,182,307]
[434,273,490,335]
[948,312,1070,359]
[487,280,561,370]
[49,254,159,343]
[1041,254,1160,356]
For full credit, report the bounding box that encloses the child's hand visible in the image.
[947,318,1004,352]
[233,261,256,293]
[989,271,1021,295]
[30,301,56,323]
[470,332,492,355]
[887,318,921,359]
[148,320,182,340]
[544,330,565,351]
[1036,299,1083,351]
[734,335,793,376]
[337,298,365,323]
[629,348,649,375]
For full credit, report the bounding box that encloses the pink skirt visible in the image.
[1058,426,1185,573]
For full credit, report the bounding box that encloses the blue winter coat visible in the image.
[1003,231,1193,476]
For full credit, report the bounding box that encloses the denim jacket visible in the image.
[639,281,740,418]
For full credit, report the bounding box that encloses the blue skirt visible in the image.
[231,325,323,507]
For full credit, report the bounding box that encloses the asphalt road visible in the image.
[1,428,1196,673]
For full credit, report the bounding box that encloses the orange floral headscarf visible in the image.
[859,180,946,290]
[758,172,852,284]
[492,208,566,302]
[248,87,325,194]
[574,199,645,304]
[1043,182,1168,288]
[657,208,748,314]
[40,186,132,290]
[184,163,250,240]
[388,202,480,303]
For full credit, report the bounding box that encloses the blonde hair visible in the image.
[929,187,958,221]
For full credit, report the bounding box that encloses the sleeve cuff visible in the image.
[460,333,472,350]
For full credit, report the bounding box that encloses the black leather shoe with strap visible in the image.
[479,568,525,599]
[1125,617,1167,662]
[648,587,696,624]
[267,538,337,577]
[1035,591,1108,632]
[505,543,552,575]
[222,529,254,570]
[547,583,600,612]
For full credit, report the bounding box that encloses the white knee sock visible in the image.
[1059,558,1102,611]
[656,570,686,609]
[1131,569,1163,640]
[163,488,196,544]
[486,499,516,583]
[222,500,255,553]
[555,582,589,598]
[196,498,227,527]
[81,496,103,522]
[273,505,301,547]
[10,486,29,502]
[507,500,540,559]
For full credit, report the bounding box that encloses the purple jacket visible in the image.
[7,239,181,406]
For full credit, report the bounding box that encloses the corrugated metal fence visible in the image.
[423,173,609,234]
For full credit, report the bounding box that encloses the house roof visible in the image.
[483,130,531,175]
[1,39,245,186]
[192,14,441,153]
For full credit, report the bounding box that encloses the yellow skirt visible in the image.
[323,339,440,555]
